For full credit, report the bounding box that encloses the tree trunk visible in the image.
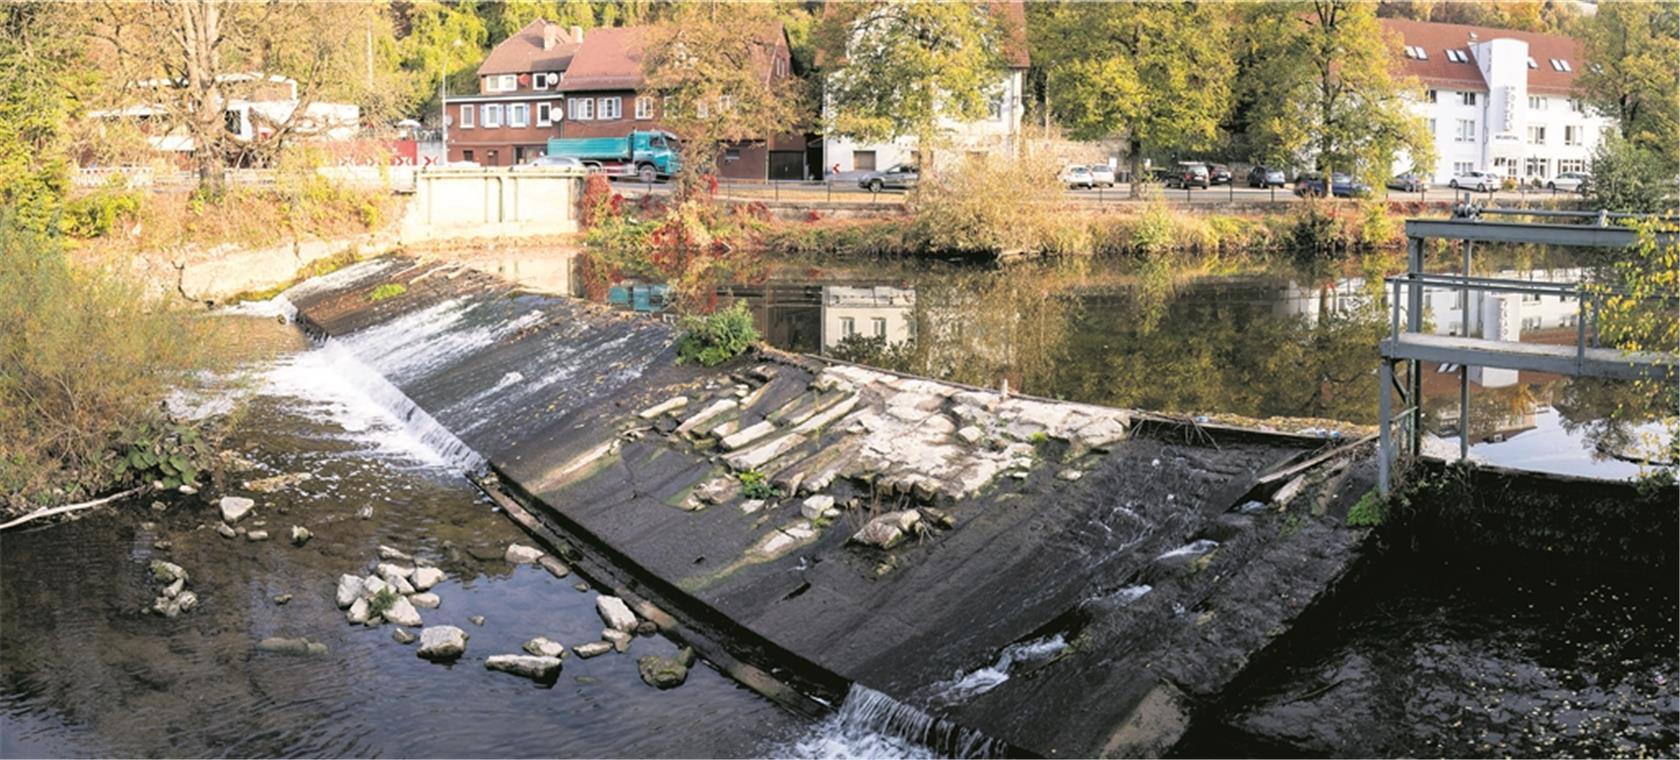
[1128,137,1143,199]
[175,0,227,193]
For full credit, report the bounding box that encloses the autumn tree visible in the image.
[1237,0,1434,183]
[1577,1,1680,164]
[1,2,95,233]
[815,1,1004,173]
[642,3,806,189]
[1040,2,1234,198]
[94,1,388,192]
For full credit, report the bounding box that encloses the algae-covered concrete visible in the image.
[283,255,1378,757]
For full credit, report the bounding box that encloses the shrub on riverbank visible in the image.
[0,221,218,511]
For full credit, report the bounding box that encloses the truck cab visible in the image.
[629,131,681,181]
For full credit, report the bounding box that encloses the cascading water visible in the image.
[1155,538,1220,560]
[780,684,1003,759]
[926,635,1068,708]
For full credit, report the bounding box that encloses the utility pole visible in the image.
[440,54,448,160]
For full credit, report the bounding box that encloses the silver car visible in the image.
[1089,165,1117,187]
[1060,165,1095,189]
[858,164,919,191]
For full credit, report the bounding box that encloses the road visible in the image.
[609,176,1588,207]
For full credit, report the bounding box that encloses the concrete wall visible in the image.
[403,167,582,241]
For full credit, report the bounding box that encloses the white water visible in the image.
[927,635,1068,708]
[1155,538,1220,560]
[1104,584,1153,605]
[780,684,1000,759]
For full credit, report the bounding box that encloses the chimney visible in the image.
[542,23,560,50]
[1469,32,1478,42]
[571,25,585,44]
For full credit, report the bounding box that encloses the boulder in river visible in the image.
[523,637,566,658]
[376,562,414,580]
[219,496,255,524]
[378,545,412,561]
[384,596,423,627]
[149,560,187,584]
[800,494,836,520]
[637,648,695,689]
[162,578,185,599]
[536,556,569,579]
[485,654,562,682]
[389,574,416,595]
[346,597,372,625]
[408,592,441,609]
[273,593,292,605]
[246,530,270,542]
[217,523,237,539]
[574,641,613,659]
[504,543,545,564]
[289,526,312,546]
[361,575,392,599]
[849,510,920,550]
[175,590,198,613]
[335,574,362,608]
[469,615,485,626]
[416,626,468,660]
[603,629,632,653]
[257,637,328,656]
[596,596,637,633]
[393,628,417,645]
[411,566,445,591]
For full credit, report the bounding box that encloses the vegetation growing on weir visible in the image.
[677,301,760,367]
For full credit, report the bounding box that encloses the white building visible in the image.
[91,74,360,155]
[818,1,1030,174]
[1384,19,1613,186]
[821,285,916,349]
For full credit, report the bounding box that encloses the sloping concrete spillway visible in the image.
[280,256,1378,757]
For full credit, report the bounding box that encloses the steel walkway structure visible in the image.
[1377,208,1679,495]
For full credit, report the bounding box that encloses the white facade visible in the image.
[821,285,916,349]
[822,70,1027,174]
[1395,35,1611,185]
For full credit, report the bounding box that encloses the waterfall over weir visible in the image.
[783,684,1004,759]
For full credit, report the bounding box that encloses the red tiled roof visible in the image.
[478,18,581,76]
[559,23,789,93]
[815,0,1030,69]
[1382,18,1586,96]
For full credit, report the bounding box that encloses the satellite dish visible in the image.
[546,72,560,86]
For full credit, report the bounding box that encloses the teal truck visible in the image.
[545,130,681,182]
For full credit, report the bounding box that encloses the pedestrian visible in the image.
[830,162,840,179]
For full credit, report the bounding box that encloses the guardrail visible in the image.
[73,166,419,192]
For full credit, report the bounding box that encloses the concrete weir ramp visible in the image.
[282,256,1378,758]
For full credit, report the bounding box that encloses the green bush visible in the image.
[906,155,1064,255]
[368,283,407,303]
[737,469,775,500]
[61,188,141,239]
[1345,490,1387,527]
[676,300,760,366]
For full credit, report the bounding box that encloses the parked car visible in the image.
[1060,165,1095,189]
[1166,162,1210,189]
[1448,170,1499,192]
[1295,172,1371,198]
[1386,172,1426,192]
[515,155,585,170]
[1547,172,1590,192]
[1207,164,1233,185]
[1089,164,1117,187]
[1147,166,1177,184]
[858,164,919,191]
[1247,166,1287,188]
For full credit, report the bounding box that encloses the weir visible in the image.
[273,254,1405,756]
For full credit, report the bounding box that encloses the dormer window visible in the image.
[1527,57,1538,69]
[1550,58,1572,72]
[498,74,517,91]
[533,72,549,90]
[1404,45,1428,60]
[1445,49,1469,63]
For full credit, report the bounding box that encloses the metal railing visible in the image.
[1385,272,1600,360]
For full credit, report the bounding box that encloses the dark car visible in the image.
[1208,163,1233,185]
[1386,172,1426,192]
[1247,166,1287,188]
[1294,172,1371,198]
[858,164,919,192]
[1166,162,1210,189]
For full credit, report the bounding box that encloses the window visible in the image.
[1521,316,1542,330]
[1550,58,1571,72]
[462,149,474,162]
[1453,161,1475,175]
[481,103,501,128]
[1524,157,1549,177]
[1570,99,1585,113]
[988,88,1004,119]
[568,97,593,120]
[1446,49,1469,63]
[840,317,856,337]
[599,96,621,120]
[1461,92,1477,106]
[696,101,709,119]
[1455,119,1476,143]
[635,96,653,120]
[533,72,550,90]
[498,74,517,91]
[1527,57,1538,69]
[460,103,474,128]
[774,57,787,77]
[1528,95,1546,110]
[717,95,734,113]
[1527,125,1546,144]
[1426,89,1438,103]
[723,147,741,162]
[1404,45,1429,59]
[1558,159,1586,174]
[872,318,887,338]
[1564,125,1582,146]
[853,150,876,171]
[537,102,551,126]
[1428,118,1437,135]
[509,103,529,128]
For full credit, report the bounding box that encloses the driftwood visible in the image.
[0,487,147,531]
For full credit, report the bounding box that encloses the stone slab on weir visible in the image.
[284,255,1379,758]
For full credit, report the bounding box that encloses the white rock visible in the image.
[245,530,270,542]
[416,625,468,660]
[163,577,185,599]
[389,574,416,595]
[739,499,765,514]
[574,641,614,659]
[956,426,984,444]
[719,420,777,451]
[411,566,445,591]
[595,595,638,633]
[384,596,423,627]
[638,395,689,419]
[408,592,441,609]
[376,562,414,580]
[1057,468,1084,481]
[505,543,545,564]
[219,496,255,523]
[361,575,392,599]
[335,574,362,608]
[485,654,562,680]
[289,526,312,546]
[603,628,632,653]
[523,637,566,658]
[176,590,198,612]
[378,545,412,561]
[346,597,372,625]
[800,494,835,520]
